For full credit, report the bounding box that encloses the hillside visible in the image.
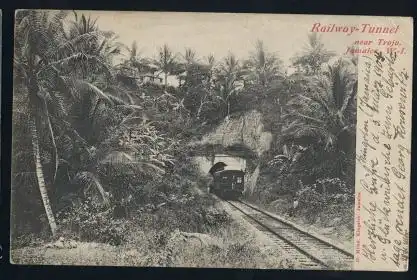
[199,110,273,157]
[191,110,272,195]
[194,110,354,249]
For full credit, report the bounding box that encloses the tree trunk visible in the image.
[271,101,283,151]
[29,117,58,237]
[196,95,206,120]
[164,72,168,87]
[241,113,246,142]
[43,98,59,183]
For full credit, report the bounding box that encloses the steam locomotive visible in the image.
[208,162,245,200]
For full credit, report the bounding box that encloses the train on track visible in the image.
[207,162,245,200]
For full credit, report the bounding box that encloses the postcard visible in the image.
[10,10,412,271]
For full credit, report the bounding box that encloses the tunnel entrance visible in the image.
[208,162,227,175]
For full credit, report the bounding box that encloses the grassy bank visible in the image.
[245,188,354,251]
[11,191,291,268]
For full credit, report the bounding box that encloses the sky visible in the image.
[79,11,362,67]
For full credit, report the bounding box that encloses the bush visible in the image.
[297,177,353,206]
[132,193,231,234]
[249,173,355,241]
[57,197,129,246]
[291,178,354,228]
[56,156,230,246]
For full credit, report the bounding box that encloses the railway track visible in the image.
[225,199,354,270]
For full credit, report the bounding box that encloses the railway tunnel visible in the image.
[188,141,261,194]
[193,154,260,195]
[194,154,247,175]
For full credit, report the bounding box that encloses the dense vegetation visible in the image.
[11,10,358,251]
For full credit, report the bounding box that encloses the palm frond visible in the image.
[73,80,122,105]
[295,94,332,116]
[73,171,110,206]
[49,52,113,79]
[51,31,105,59]
[48,91,69,118]
[283,112,325,125]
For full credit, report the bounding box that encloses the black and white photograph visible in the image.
[11,10,361,269]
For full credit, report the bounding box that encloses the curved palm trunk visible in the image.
[43,98,59,183]
[29,116,58,236]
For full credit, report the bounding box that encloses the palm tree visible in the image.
[13,10,120,236]
[155,44,177,87]
[281,55,358,178]
[268,144,306,172]
[206,53,216,84]
[180,47,198,80]
[123,41,152,74]
[215,53,242,117]
[243,40,283,86]
[67,11,97,36]
[176,51,218,120]
[64,11,122,71]
[173,47,196,86]
[292,33,336,75]
[188,54,217,120]
[183,48,197,66]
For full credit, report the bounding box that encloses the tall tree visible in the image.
[155,44,177,87]
[183,48,197,66]
[215,53,242,117]
[182,53,217,120]
[282,55,358,181]
[291,33,336,75]
[193,54,217,120]
[243,40,283,86]
[206,53,216,84]
[13,10,119,236]
[123,41,152,74]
